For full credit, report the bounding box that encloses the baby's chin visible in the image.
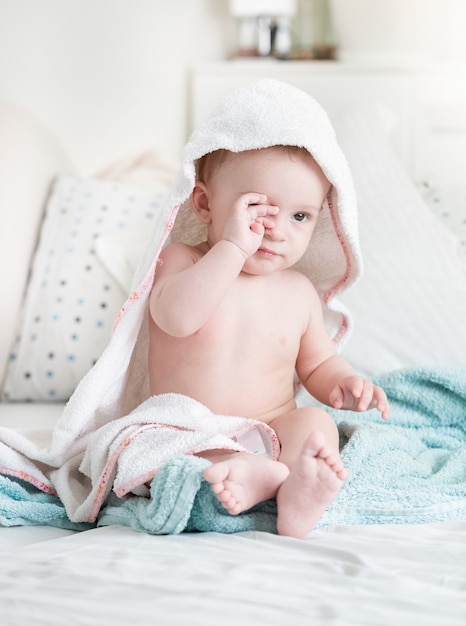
[241,253,296,276]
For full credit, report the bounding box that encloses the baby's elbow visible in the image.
[150,308,198,338]
[163,321,197,338]
[149,288,204,337]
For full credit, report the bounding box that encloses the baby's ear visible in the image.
[190,183,211,223]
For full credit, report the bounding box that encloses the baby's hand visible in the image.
[329,376,390,420]
[223,193,279,258]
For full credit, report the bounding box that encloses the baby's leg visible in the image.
[201,407,345,531]
[271,407,347,538]
[202,451,289,515]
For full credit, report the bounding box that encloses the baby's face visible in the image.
[205,147,330,274]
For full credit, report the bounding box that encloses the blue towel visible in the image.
[319,366,466,527]
[99,455,277,534]
[3,367,466,533]
[99,366,466,533]
[0,475,93,530]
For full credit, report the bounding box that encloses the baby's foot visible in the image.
[276,431,347,538]
[203,453,289,515]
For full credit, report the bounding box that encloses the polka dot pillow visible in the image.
[3,174,164,401]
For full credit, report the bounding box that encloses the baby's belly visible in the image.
[154,373,296,422]
[149,327,298,421]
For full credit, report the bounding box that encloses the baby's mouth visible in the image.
[257,247,277,257]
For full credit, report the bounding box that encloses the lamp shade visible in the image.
[229,0,296,17]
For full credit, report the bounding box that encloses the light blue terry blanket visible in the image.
[320,366,466,527]
[2,367,466,533]
[99,366,466,533]
[0,475,93,530]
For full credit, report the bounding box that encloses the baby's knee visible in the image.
[295,406,339,441]
[297,405,334,422]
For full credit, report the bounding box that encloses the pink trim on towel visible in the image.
[323,192,352,345]
[113,203,181,330]
[114,422,280,500]
[116,443,244,500]
[0,467,57,496]
[87,418,280,522]
[87,423,159,522]
[87,421,244,521]
[332,315,349,345]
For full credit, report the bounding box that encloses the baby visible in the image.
[148,144,389,538]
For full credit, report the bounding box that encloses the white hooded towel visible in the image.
[0,79,361,522]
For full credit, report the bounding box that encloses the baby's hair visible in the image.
[195,149,231,183]
[195,146,316,184]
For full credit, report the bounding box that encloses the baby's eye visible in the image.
[292,212,308,222]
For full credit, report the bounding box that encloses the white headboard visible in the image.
[190,61,466,186]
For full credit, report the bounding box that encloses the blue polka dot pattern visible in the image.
[3,174,164,401]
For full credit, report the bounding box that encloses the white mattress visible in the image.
[1,406,466,626]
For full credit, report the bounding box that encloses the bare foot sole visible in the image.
[276,431,347,539]
[203,453,289,515]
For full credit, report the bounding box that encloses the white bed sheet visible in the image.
[0,402,65,429]
[1,522,465,626]
[1,407,465,626]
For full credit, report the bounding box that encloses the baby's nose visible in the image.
[264,216,285,241]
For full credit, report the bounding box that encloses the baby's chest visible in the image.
[218,286,307,354]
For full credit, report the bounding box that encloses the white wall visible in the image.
[0,0,233,173]
[330,0,466,65]
[1,0,465,174]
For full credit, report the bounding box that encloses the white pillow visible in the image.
[417,180,466,261]
[2,174,166,401]
[335,105,466,376]
[0,101,73,386]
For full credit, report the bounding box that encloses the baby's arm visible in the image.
[150,193,277,337]
[149,240,244,336]
[296,286,390,420]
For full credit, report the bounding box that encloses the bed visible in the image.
[1,64,466,625]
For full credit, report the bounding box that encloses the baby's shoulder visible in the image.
[159,241,203,264]
[153,242,203,281]
[283,268,318,296]
[279,270,322,315]
[161,241,200,257]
